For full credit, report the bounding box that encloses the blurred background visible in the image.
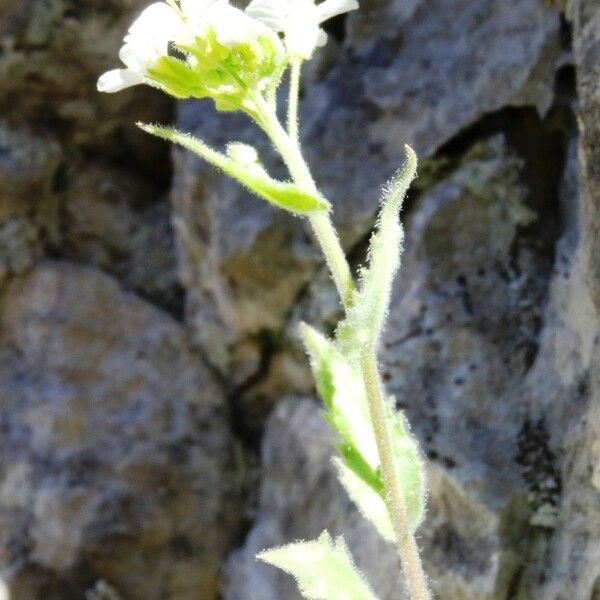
[0,0,599,598]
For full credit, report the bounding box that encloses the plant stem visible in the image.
[360,348,431,600]
[309,211,354,309]
[254,95,354,310]
[254,78,429,600]
[288,58,302,144]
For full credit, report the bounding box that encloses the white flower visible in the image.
[98,0,284,95]
[246,0,359,59]
[98,2,186,93]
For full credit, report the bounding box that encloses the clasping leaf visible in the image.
[302,323,426,540]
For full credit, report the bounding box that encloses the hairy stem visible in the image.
[255,95,354,309]
[288,58,302,145]
[254,86,428,600]
[360,348,430,600]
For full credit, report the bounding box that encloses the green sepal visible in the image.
[337,146,418,358]
[138,124,330,215]
[147,56,209,99]
[257,532,379,600]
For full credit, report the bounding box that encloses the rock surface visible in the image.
[1,0,599,598]
[521,1,600,598]
[0,122,61,286]
[0,263,242,599]
[61,164,182,312]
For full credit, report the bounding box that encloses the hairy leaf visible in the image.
[138,123,330,214]
[302,324,426,536]
[333,458,394,542]
[302,324,378,469]
[386,401,427,532]
[257,532,379,600]
[337,146,417,357]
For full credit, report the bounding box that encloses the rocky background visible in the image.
[0,0,599,598]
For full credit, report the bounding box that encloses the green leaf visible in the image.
[337,146,417,357]
[386,401,427,532]
[257,532,379,600]
[137,123,330,215]
[302,323,426,536]
[301,324,379,469]
[333,458,395,542]
[333,403,426,538]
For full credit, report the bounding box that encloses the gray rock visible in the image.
[515,2,600,597]
[346,0,561,150]
[170,109,320,372]
[381,136,547,507]
[0,0,177,297]
[302,0,562,240]
[61,164,181,312]
[0,263,243,599]
[0,0,172,165]
[572,0,600,308]
[0,122,60,286]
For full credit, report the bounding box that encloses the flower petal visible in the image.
[127,2,186,56]
[316,28,328,47]
[128,2,182,37]
[119,42,149,72]
[212,4,258,47]
[180,0,223,33]
[97,69,144,93]
[315,0,359,23]
[246,0,288,31]
[278,2,322,58]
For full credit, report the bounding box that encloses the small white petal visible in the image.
[246,0,288,31]
[211,4,257,47]
[181,0,224,21]
[316,0,359,23]
[285,19,321,58]
[279,1,320,58]
[246,0,354,57]
[128,2,182,38]
[316,28,328,47]
[97,69,144,93]
[119,42,147,72]
[127,2,186,56]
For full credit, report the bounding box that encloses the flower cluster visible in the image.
[98,0,358,106]
[98,0,284,111]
